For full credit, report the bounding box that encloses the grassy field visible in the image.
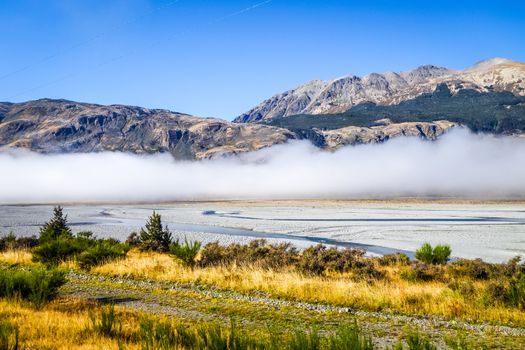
[1,247,525,349]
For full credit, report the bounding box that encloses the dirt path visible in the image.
[60,271,525,349]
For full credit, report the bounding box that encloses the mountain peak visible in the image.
[468,57,518,71]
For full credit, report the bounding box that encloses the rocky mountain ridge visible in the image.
[0,99,457,159]
[236,58,525,123]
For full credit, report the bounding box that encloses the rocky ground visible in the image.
[62,271,525,349]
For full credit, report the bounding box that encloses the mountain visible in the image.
[0,99,294,160]
[235,58,525,123]
[265,84,525,134]
[0,99,456,159]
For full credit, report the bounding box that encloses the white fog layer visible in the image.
[1,129,525,203]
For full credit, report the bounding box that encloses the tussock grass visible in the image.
[90,250,525,326]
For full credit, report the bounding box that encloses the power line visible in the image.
[4,0,273,101]
[0,0,182,82]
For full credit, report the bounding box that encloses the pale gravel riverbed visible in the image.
[1,201,524,262]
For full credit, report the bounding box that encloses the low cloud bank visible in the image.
[1,129,524,203]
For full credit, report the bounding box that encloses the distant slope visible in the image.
[264,84,525,134]
[0,99,295,160]
[236,58,525,123]
[0,99,459,158]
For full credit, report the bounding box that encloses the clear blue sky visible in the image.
[1,0,524,120]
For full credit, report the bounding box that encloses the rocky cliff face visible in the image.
[0,99,459,159]
[0,99,295,160]
[236,58,525,123]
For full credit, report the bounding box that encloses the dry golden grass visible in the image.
[91,250,525,326]
[0,299,139,350]
[2,249,524,327]
[0,249,32,265]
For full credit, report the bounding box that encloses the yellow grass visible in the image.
[0,299,139,350]
[0,249,32,265]
[2,249,524,327]
[91,250,525,326]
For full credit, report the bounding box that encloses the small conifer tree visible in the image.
[39,206,72,242]
[139,211,172,252]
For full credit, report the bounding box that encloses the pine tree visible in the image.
[139,211,172,252]
[39,206,73,242]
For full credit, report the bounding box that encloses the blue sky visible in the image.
[1,0,524,120]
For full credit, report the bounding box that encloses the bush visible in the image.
[77,240,129,270]
[169,239,201,267]
[415,243,451,265]
[447,259,492,280]
[297,245,380,278]
[32,226,128,269]
[138,212,173,252]
[38,206,72,243]
[377,253,410,267]
[506,273,525,309]
[327,322,373,350]
[402,331,437,350]
[289,327,320,350]
[89,304,120,337]
[401,263,444,282]
[32,236,84,266]
[0,320,20,350]
[0,267,67,308]
[0,232,38,251]
[198,240,299,270]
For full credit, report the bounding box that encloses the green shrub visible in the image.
[77,240,129,270]
[0,232,38,252]
[328,322,373,350]
[403,331,437,350]
[415,243,451,265]
[89,304,120,337]
[169,239,201,267]
[289,327,321,350]
[0,320,20,350]
[32,236,84,266]
[0,267,67,308]
[38,206,73,243]
[138,212,173,252]
[505,273,525,309]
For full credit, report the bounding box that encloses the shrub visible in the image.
[448,259,492,280]
[32,236,84,266]
[77,240,129,270]
[403,331,437,350]
[0,267,67,308]
[89,304,120,337]
[138,212,173,252]
[415,243,451,265]
[32,227,128,268]
[484,281,507,305]
[401,263,444,282]
[506,273,525,309]
[125,232,141,247]
[289,327,321,350]
[297,245,379,277]
[198,240,299,270]
[327,322,374,350]
[0,320,20,350]
[377,253,410,267]
[0,232,38,251]
[38,206,72,243]
[169,239,201,267]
